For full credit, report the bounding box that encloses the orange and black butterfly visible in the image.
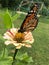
[18,3,39,33]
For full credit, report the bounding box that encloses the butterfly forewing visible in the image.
[23,17,38,31]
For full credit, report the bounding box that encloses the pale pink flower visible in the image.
[3,28,34,49]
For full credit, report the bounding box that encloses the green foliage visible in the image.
[42,0,49,7]
[16,52,33,63]
[39,6,48,16]
[47,10,49,16]
[1,10,20,29]
[0,58,12,65]
[0,48,8,58]
[0,0,49,10]
[12,52,33,65]
[0,0,22,9]
[3,10,12,29]
[0,34,5,41]
[0,51,33,65]
[0,47,12,65]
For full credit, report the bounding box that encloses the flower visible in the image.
[3,28,34,49]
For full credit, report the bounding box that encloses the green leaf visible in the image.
[3,10,12,29]
[24,57,33,63]
[12,13,20,22]
[0,47,8,59]
[16,52,33,63]
[16,52,28,61]
[21,53,29,60]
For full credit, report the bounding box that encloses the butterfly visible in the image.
[18,3,39,33]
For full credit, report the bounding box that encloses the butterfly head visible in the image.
[31,3,39,12]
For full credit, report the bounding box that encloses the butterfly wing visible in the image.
[18,4,39,32]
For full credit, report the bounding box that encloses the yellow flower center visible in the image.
[14,32,25,43]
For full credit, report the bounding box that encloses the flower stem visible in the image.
[12,49,18,65]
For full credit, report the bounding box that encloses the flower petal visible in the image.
[5,40,12,45]
[10,28,18,36]
[16,45,22,49]
[5,40,19,46]
[13,42,20,46]
[24,44,31,48]
[3,28,18,40]
[24,31,34,44]
[3,32,13,40]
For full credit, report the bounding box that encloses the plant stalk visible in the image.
[12,49,18,65]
